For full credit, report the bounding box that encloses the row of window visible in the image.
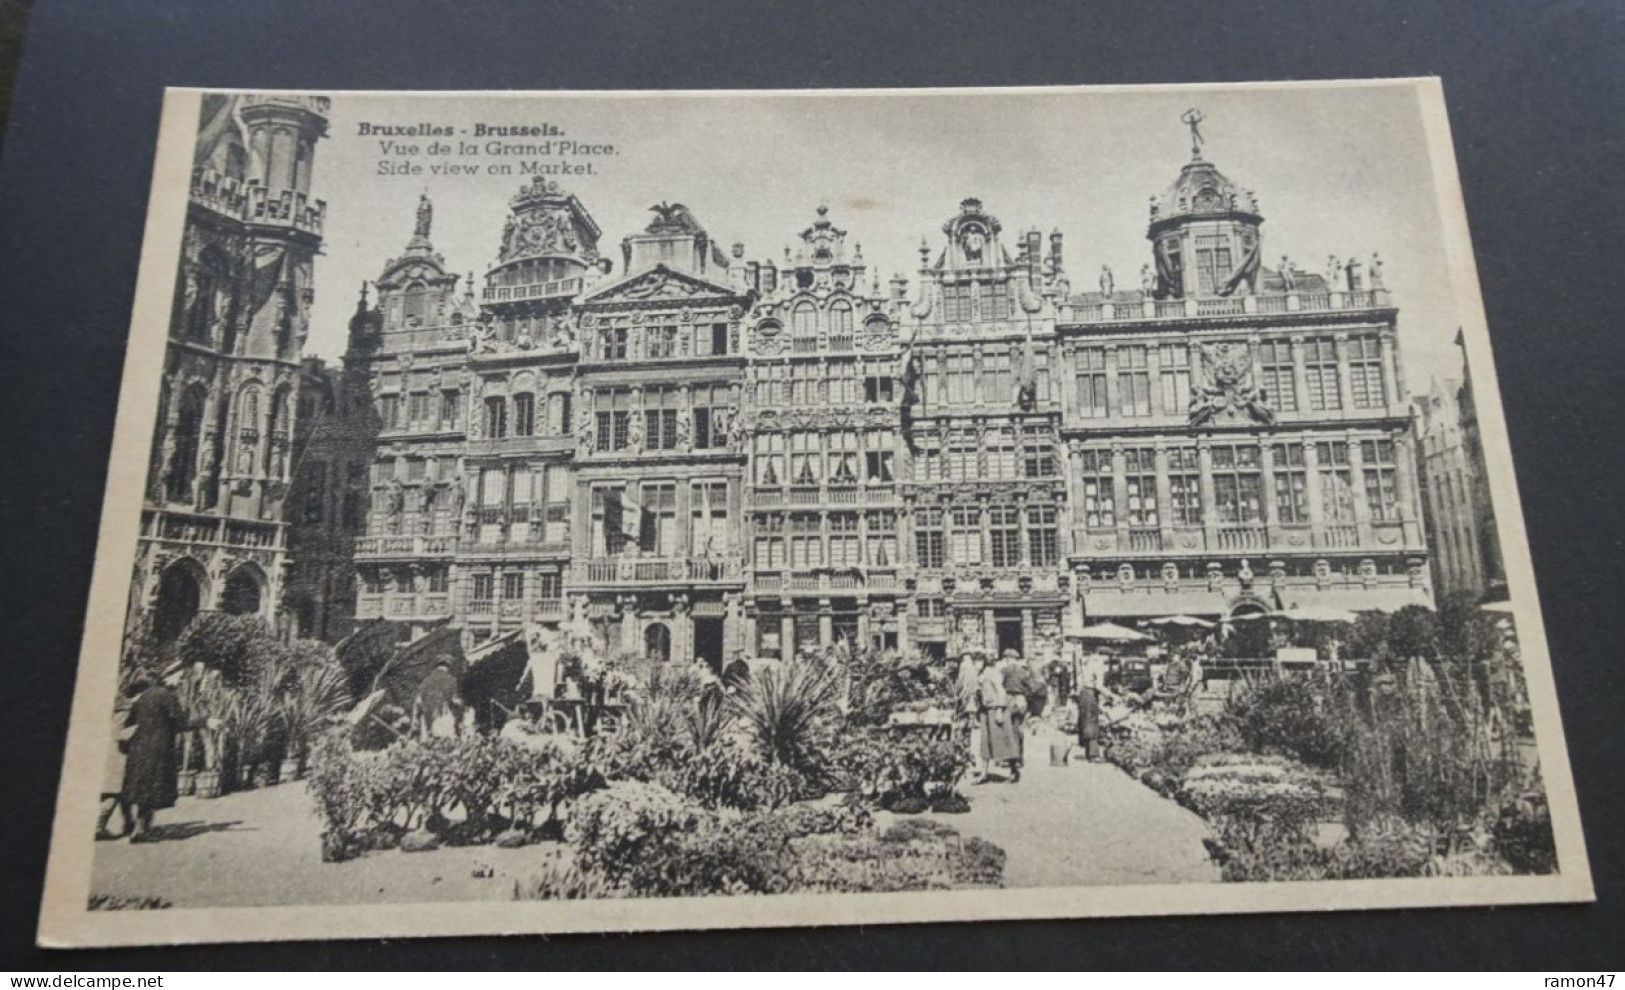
[1075,336,1387,419]
[588,481,731,558]
[596,322,732,361]
[753,511,899,569]
[751,362,897,406]
[912,504,1060,569]
[752,430,898,486]
[592,385,732,452]
[912,426,1057,483]
[1075,440,1401,529]
[359,566,564,602]
[916,348,1055,408]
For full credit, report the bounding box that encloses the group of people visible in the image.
[953,648,1107,784]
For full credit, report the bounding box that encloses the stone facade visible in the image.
[131,93,328,648]
[343,130,1432,670]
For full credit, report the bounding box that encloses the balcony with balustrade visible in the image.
[1073,519,1421,558]
[570,555,744,588]
[749,567,900,596]
[749,485,897,510]
[1058,287,1392,326]
[482,277,585,303]
[354,534,458,561]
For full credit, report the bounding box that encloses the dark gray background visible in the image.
[1,0,1620,970]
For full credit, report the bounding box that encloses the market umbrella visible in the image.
[1077,621,1155,643]
[369,624,466,709]
[1144,614,1216,629]
[1275,605,1359,625]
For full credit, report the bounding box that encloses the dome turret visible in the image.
[1146,109,1264,300]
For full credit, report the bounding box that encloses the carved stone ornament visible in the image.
[1189,341,1276,428]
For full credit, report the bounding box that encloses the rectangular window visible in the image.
[1158,345,1191,417]
[943,283,973,323]
[1117,346,1151,417]
[406,392,431,429]
[439,389,461,429]
[1348,335,1386,408]
[600,327,628,361]
[864,432,895,483]
[1195,233,1234,295]
[536,571,561,601]
[790,513,822,568]
[981,350,1012,406]
[1076,348,1107,418]
[378,394,401,430]
[1167,445,1203,525]
[949,505,982,565]
[755,433,785,486]
[753,514,785,569]
[1027,504,1059,567]
[1317,441,1357,523]
[866,511,897,566]
[914,507,945,569]
[827,431,860,485]
[1212,443,1264,524]
[594,389,630,452]
[471,573,494,602]
[502,571,524,600]
[692,387,731,450]
[915,439,944,482]
[946,353,977,406]
[643,390,680,451]
[591,486,630,557]
[791,432,821,486]
[1272,443,1309,524]
[1022,425,1055,479]
[483,396,508,439]
[947,430,979,482]
[513,393,536,437]
[1124,447,1159,527]
[864,375,895,403]
[979,280,1012,321]
[428,568,450,594]
[827,360,859,406]
[690,481,728,555]
[1361,438,1400,521]
[709,323,729,356]
[755,363,787,408]
[988,504,1021,567]
[828,513,860,567]
[985,427,1017,480]
[1080,449,1115,528]
[406,457,426,482]
[1259,341,1298,412]
[790,362,820,406]
[647,324,678,359]
[1304,338,1342,410]
[635,482,678,556]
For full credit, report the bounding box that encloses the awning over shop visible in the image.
[1081,584,1430,620]
[1083,591,1230,619]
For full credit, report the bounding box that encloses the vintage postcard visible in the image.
[38,80,1592,947]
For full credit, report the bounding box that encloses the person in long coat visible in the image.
[953,652,983,761]
[976,655,1023,782]
[415,659,462,739]
[1075,683,1103,762]
[122,666,204,841]
[96,683,141,840]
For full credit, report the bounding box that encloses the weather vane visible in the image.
[1181,107,1206,158]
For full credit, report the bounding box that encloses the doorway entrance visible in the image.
[693,617,724,673]
[994,610,1024,657]
[643,622,671,663]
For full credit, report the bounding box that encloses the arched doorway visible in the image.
[1225,601,1273,659]
[643,622,671,664]
[152,560,204,645]
[221,564,264,617]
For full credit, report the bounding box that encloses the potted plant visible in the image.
[276,662,353,783]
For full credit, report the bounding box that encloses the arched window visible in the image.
[484,396,508,438]
[148,381,171,499]
[644,623,671,664]
[187,249,230,342]
[828,300,853,349]
[166,386,208,503]
[791,303,818,353]
[235,386,262,476]
[266,386,292,479]
[152,559,204,645]
[513,393,536,436]
[402,281,430,325]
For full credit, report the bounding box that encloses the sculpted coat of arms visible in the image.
[1189,340,1276,427]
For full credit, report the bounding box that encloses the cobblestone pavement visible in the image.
[90,728,1217,907]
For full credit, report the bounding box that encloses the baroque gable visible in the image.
[578,265,740,311]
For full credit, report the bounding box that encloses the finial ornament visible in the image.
[1181,107,1206,159]
[414,193,433,239]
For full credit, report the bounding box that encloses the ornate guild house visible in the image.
[320,113,1432,668]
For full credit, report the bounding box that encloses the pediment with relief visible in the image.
[580,265,736,308]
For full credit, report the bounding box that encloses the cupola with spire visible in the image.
[1147,109,1264,300]
[373,193,461,332]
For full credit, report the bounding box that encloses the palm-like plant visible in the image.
[727,661,842,772]
[277,662,354,764]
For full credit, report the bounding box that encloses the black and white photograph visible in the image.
[35,80,1591,947]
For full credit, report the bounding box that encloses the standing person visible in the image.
[953,652,982,762]
[977,654,1022,782]
[999,650,1029,767]
[1021,656,1050,720]
[415,658,462,740]
[123,664,211,842]
[1075,683,1104,762]
[722,650,752,692]
[96,681,141,840]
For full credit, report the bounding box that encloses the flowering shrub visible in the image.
[827,728,970,807]
[1228,676,1347,770]
[565,781,711,884]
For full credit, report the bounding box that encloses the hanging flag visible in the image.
[1219,239,1263,297]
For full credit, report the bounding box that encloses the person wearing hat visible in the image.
[415,657,462,740]
[122,664,215,841]
[1074,681,1104,762]
[974,652,1023,782]
[998,649,1030,768]
[96,678,143,840]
